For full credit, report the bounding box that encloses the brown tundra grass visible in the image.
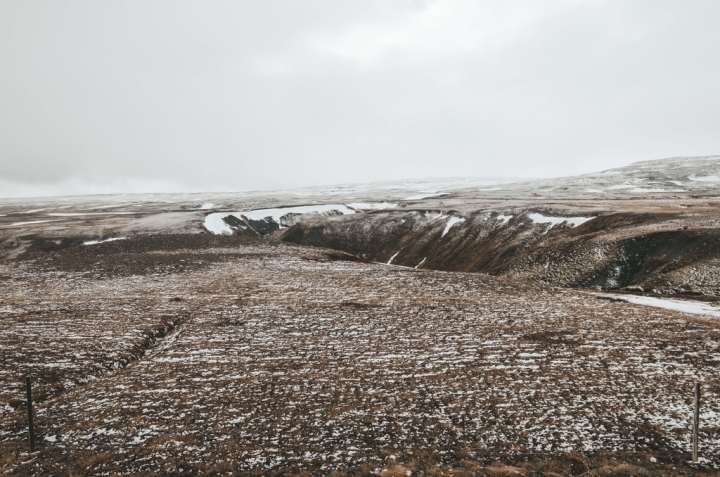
[1,240,719,475]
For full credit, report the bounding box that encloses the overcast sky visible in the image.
[1,0,719,197]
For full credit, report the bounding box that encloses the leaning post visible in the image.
[26,376,35,452]
[692,381,700,462]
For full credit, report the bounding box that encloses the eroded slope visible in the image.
[280,207,720,296]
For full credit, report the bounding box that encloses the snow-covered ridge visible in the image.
[204,203,397,235]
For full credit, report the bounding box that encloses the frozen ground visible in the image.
[2,156,720,475]
[1,238,719,475]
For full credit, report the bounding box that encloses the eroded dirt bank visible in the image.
[279,207,720,296]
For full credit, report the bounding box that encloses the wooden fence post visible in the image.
[26,376,35,452]
[692,381,700,462]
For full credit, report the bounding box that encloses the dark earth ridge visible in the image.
[278,209,720,296]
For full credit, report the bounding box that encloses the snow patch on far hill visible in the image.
[403,192,446,201]
[347,202,397,211]
[629,188,667,193]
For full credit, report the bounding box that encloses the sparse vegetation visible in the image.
[1,238,719,475]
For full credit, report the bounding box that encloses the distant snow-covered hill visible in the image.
[510,155,720,196]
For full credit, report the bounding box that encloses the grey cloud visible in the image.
[1,0,719,196]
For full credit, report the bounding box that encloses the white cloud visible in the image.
[308,1,578,65]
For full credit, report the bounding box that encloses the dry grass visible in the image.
[1,241,719,475]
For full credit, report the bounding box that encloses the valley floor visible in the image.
[1,237,719,475]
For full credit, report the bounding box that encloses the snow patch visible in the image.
[346,202,397,211]
[603,294,720,318]
[441,217,465,237]
[403,192,446,201]
[495,214,513,224]
[628,188,666,193]
[83,237,127,246]
[528,213,594,229]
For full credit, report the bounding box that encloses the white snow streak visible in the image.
[387,251,400,265]
[441,217,465,237]
[4,219,61,227]
[83,237,127,246]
